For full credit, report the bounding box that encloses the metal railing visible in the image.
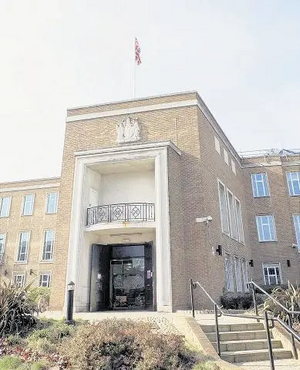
[86,202,155,226]
[189,279,300,370]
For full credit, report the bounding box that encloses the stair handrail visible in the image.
[189,278,300,370]
[250,280,300,315]
[250,280,300,360]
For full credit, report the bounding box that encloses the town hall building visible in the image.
[0,91,299,312]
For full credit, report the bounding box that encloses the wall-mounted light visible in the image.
[4,269,8,276]
[287,259,291,267]
[29,269,36,275]
[249,260,254,267]
[215,245,222,256]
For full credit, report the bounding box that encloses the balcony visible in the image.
[86,202,155,227]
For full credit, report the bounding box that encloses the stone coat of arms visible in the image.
[117,117,141,144]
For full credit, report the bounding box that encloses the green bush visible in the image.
[28,288,50,314]
[0,281,37,337]
[27,320,75,355]
[60,319,197,370]
[263,282,300,323]
[0,355,23,369]
[220,293,253,310]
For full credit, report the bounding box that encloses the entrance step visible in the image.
[211,339,282,352]
[200,322,293,364]
[222,349,292,363]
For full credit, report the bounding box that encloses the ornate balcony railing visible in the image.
[86,202,155,227]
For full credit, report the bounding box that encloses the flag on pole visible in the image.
[135,38,142,65]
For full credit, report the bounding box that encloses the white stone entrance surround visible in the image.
[65,141,181,313]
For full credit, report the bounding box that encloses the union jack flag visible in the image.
[135,38,142,65]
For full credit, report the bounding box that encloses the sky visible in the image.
[1,0,300,182]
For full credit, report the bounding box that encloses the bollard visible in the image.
[66,281,75,325]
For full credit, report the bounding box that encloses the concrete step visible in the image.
[205,330,270,342]
[221,348,293,363]
[211,339,282,352]
[201,322,264,333]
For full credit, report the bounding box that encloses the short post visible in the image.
[189,279,195,318]
[251,282,259,322]
[214,304,221,356]
[264,311,275,370]
[66,281,75,325]
[287,313,298,359]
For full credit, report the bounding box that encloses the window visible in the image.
[46,192,58,214]
[224,254,234,292]
[293,215,300,249]
[241,259,249,292]
[218,181,229,234]
[0,197,11,217]
[214,137,221,154]
[235,198,245,244]
[17,231,30,262]
[231,159,236,175]
[42,230,55,261]
[287,172,300,196]
[14,274,25,288]
[22,194,35,216]
[263,263,281,285]
[256,215,276,242]
[39,273,51,287]
[0,233,6,264]
[223,149,229,165]
[234,257,243,292]
[227,190,238,240]
[251,173,269,197]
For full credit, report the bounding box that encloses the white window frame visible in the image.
[263,263,282,286]
[231,159,236,175]
[214,136,221,154]
[241,259,249,292]
[293,214,300,251]
[223,149,229,165]
[218,180,230,235]
[251,173,270,197]
[227,189,239,241]
[234,257,243,292]
[0,233,6,264]
[235,197,245,244]
[287,172,300,196]
[22,194,35,216]
[39,272,51,287]
[17,231,31,263]
[46,192,59,214]
[13,273,25,288]
[41,230,55,261]
[256,215,277,242]
[224,254,234,292]
[0,196,11,218]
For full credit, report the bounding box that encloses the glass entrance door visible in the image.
[110,257,145,309]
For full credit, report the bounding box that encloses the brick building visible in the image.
[0,91,299,312]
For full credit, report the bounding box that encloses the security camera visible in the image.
[196,216,213,223]
[292,244,298,249]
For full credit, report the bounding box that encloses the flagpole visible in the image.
[133,38,136,98]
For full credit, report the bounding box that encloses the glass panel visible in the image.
[269,276,276,285]
[112,245,144,259]
[111,257,145,309]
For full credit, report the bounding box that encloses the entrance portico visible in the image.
[65,141,181,313]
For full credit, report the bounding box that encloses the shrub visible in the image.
[27,320,75,355]
[0,281,37,337]
[60,319,196,370]
[263,282,300,323]
[28,288,50,314]
[220,293,253,310]
[0,355,23,369]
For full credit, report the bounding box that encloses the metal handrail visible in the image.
[189,279,300,370]
[251,280,300,315]
[250,280,300,360]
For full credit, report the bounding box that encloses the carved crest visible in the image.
[117,117,141,144]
